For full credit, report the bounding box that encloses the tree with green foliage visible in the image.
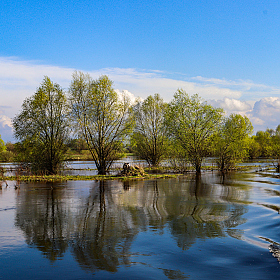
[166,140,190,171]
[247,136,261,159]
[67,138,88,153]
[269,125,280,172]
[212,114,253,171]
[254,130,273,157]
[69,72,133,175]
[0,135,6,153]
[131,94,168,166]
[165,91,223,173]
[13,77,70,174]
[0,135,11,162]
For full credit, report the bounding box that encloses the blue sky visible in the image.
[1,0,280,142]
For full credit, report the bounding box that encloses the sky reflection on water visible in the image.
[1,170,280,279]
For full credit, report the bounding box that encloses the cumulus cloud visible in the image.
[0,115,13,142]
[208,97,280,133]
[0,115,12,128]
[115,89,139,105]
[248,97,280,131]
[208,98,252,115]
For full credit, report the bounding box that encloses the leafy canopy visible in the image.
[212,114,253,171]
[0,135,6,153]
[131,93,168,166]
[165,91,223,172]
[13,76,69,174]
[69,72,133,174]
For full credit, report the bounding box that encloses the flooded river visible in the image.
[1,168,280,279]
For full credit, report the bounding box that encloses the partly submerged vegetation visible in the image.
[1,72,280,177]
[1,160,278,185]
[0,172,180,183]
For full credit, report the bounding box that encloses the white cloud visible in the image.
[0,57,247,117]
[0,57,74,118]
[208,98,252,115]
[115,89,139,105]
[1,56,280,139]
[0,115,13,142]
[100,68,243,101]
[208,97,280,132]
[192,76,270,90]
[248,97,280,131]
[0,115,12,128]
[191,76,280,101]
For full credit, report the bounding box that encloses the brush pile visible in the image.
[119,163,145,176]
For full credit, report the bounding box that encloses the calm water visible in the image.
[1,170,280,279]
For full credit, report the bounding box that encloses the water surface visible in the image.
[1,170,280,279]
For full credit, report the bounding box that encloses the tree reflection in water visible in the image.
[166,173,248,250]
[71,180,137,272]
[15,183,69,262]
[15,173,249,272]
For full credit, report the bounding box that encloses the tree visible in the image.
[69,72,133,175]
[276,124,280,136]
[212,114,253,171]
[0,135,6,153]
[13,77,69,174]
[131,94,168,166]
[254,130,273,157]
[165,91,223,173]
[270,124,280,172]
[166,140,190,172]
[247,136,261,159]
[67,138,88,153]
[5,142,15,153]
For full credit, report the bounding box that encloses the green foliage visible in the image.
[247,136,261,159]
[165,91,223,172]
[0,135,6,153]
[67,138,88,153]
[254,125,280,171]
[271,135,280,158]
[254,131,273,157]
[166,140,190,171]
[0,151,14,162]
[13,77,69,174]
[69,72,133,174]
[5,141,15,153]
[276,125,280,136]
[0,141,16,162]
[212,114,253,171]
[131,94,168,166]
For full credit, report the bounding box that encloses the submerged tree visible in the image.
[166,140,190,172]
[212,114,253,171]
[270,125,280,172]
[247,136,261,159]
[13,77,69,174]
[165,91,223,173]
[254,130,273,158]
[69,72,133,175]
[131,94,168,166]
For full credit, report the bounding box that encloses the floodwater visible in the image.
[1,168,280,279]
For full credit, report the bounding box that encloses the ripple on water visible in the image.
[1,170,280,278]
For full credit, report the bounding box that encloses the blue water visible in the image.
[1,170,280,279]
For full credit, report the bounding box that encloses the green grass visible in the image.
[0,173,181,183]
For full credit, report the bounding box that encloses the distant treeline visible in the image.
[1,72,280,174]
